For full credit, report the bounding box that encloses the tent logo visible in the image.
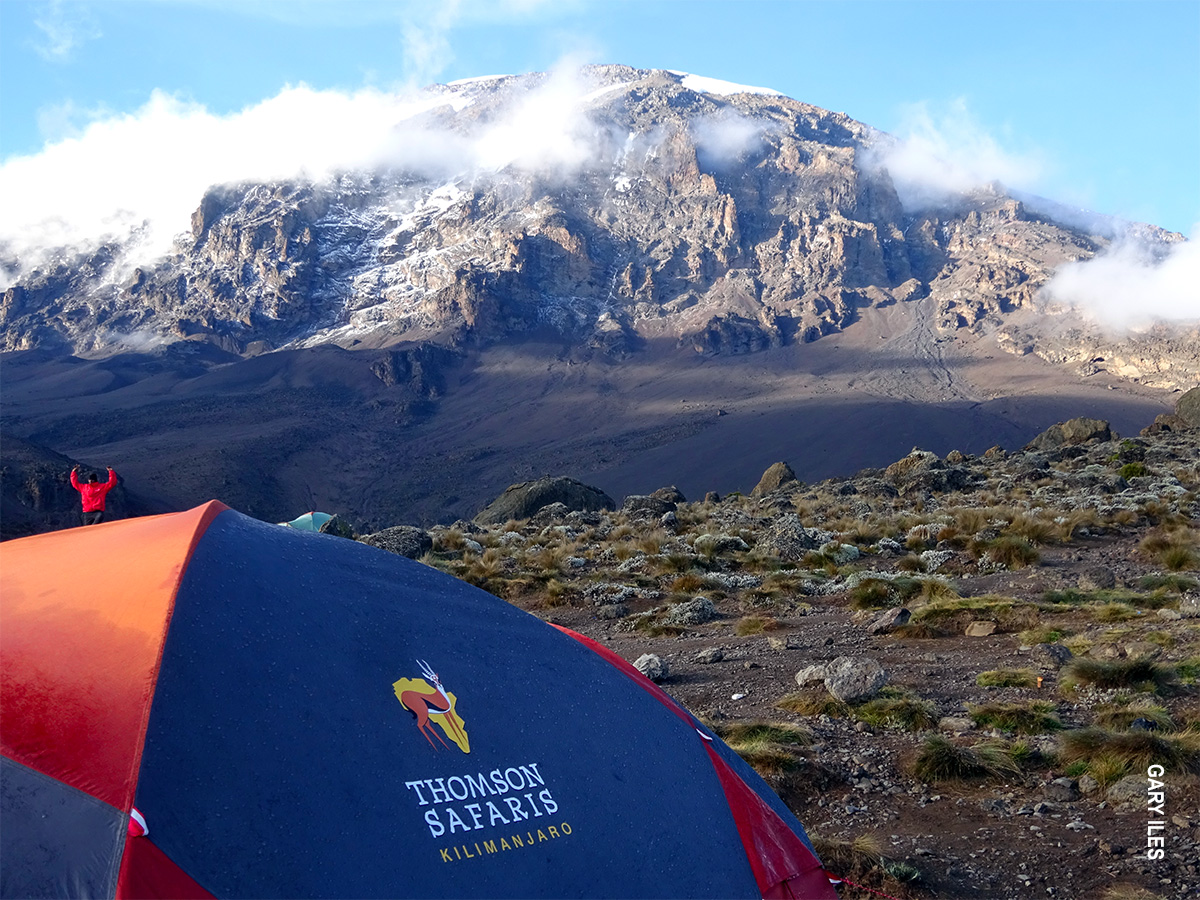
[393,660,471,753]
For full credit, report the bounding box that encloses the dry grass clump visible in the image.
[1139,526,1199,571]
[976,668,1039,688]
[776,690,849,718]
[810,834,922,895]
[910,735,1022,781]
[853,688,939,732]
[1097,885,1163,900]
[734,615,782,636]
[1005,513,1058,545]
[968,700,1062,734]
[1058,726,1200,775]
[1018,626,1066,645]
[972,535,1041,569]
[710,721,811,775]
[1092,704,1175,731]
[1138,573,1199,593]
[1061,657,1177,694]
[912,596,1038,635]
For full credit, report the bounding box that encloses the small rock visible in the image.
[965,621,997,637]
[938,716,975,733]
[767,635,802,651]
[596,603,629,620]
[694,648,724,664]
[1044,777,1081,802]
[1105,775,1146,806]
[866,607,911,635]
[1079,775,1100,795]
[794,664,828,687]
[1077,566,1116,591]
[1065,820,1094,832]
[704,491,721,503]
[633,654,668,682]
[1157,608,1183,620]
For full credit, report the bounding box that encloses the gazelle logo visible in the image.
[394,660,471,753]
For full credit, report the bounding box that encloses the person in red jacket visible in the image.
[70,465,118,525]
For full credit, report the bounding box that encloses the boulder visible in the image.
[1025,417,1113,451]
[1044,777,1081,802]
[823,656,887,702]
[866,607,911,635]
[665,596,718,626]
[754,514,830,561]
[622,494,676,519]
[751,461,797,497]
[1031,643,1074,668]
[317,515,357,539]
[634,653,668,682]
[884,449,970,494]
[474,476,614,526]
[359,525,432,559]
[651,485,687,504]
[703,491,721,503]
[1176,386,1200,428]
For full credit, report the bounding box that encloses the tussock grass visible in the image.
[1138,573,1199,593]
[810,834,923,893]
[1058,727,1200,775]
[911,735,1022,781]
[711,721,811,776]
[1061,657,1177,693]
[776,691,849,718]
[913,596,1038,634]
[1018,626,1066,645]
[973,535,1040,569]
[1098,885,1163,900]
[969,701,1062,734]
[1093,704,1174,732]
[976,668,1039,688]
[853,688,939,732]
[735,615,781,636]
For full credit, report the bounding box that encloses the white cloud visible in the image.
[1041,233,1200,329]
[0,68,618,281]
[866,99,1047,210]
[32,0,102,62]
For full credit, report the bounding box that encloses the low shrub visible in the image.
[1118,462,1148,479]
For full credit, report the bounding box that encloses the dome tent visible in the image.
[1,503,835,899]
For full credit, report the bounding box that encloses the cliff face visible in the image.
[1,66,1192,388]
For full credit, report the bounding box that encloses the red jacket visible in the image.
[70,469,117,512]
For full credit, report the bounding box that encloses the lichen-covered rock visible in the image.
[634,653,668,682]
[1177,386,1200,428]
[754,514,830,560]
[823,656,887,701]
[665,596,718,626]
[474,476,614,525]
[359,525,432,559]
[751,461,798,497]
[1026,417,1113,450]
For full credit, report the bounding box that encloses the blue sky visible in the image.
[1,0,1197,241]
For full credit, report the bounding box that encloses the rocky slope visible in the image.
[361,401,1200,900]
[1,66,1194,388]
